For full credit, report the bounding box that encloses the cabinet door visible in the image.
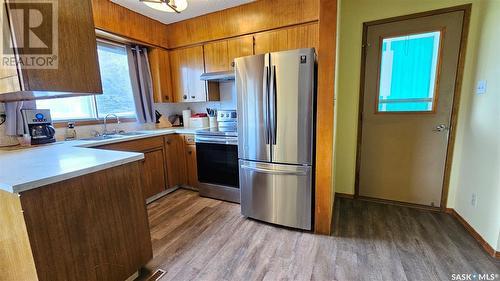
[95,137,167,199]
[169,48,189,102]
[204,41,230,72]
[185,144,199,189]
[7,0,102,94]
[142,149,167,198]
[186,46,207,102]
[149,48,173,103]
[254,24,319,55]
[227,36,254,69]
[287,23,319,51]
[164,134,187,187]
[169,46,206,102]
[254,29,288,55]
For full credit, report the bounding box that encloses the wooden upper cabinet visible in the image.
[149,48,173,103]
[169,46,208,102]
[287,23,319,51]
[254,28,288,55]
[204,36,254,72]
[204,41,230,72]
[168,48,187,102]
[0,0,102,101]
[254,23,319,55]
[227,36,254,68]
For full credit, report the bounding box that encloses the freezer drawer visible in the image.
[239,160,312,230]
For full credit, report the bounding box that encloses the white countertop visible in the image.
[0,128,198,194]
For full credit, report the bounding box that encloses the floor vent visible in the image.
[147,269,166,281]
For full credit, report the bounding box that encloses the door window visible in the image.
[377,31,442,113]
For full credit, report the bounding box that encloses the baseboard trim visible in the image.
[447,208,499,259]
[355,195,442,212]
[335,192,355,199]
[146,186,180,204]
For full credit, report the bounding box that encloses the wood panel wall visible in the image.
[314,0,337,235]
[165,0,319,48]
[90,0,336,235]
[92,0,168,47]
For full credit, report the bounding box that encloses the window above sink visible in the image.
[36,41,137,122]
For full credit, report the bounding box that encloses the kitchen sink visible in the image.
[117,131,148,136]
[80,135,124,141]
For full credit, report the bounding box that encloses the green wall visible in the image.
[335,0,500,251]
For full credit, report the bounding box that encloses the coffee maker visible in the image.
[22,109,56,145]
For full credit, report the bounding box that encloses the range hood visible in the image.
[200,71,235,82]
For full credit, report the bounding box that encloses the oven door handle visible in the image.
[195,136,238,145]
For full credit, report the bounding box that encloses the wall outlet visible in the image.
[471,193,477,207]
[476,80,487,95]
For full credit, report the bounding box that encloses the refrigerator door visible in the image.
[235,54,271,162]
[239,160,312,230]
[269,48,315,165]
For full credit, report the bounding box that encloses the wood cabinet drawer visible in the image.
[184,134,195,145]
[97,136,164,152]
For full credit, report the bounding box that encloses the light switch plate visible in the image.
[476,80,487,95]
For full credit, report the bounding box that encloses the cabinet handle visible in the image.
[231,61,235,67]
[188,151,192,155]
[165,96,169,101]
[166,140,171,145]
[183,95,187,100]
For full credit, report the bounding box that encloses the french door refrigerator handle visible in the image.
[271,65,277,145]
[240,165,308,176]
[263,66,270,144]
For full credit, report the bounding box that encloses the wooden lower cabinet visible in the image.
[96,136,168,199]
[142,149,167,198]
[96,134,199,196]
[164,134,188,187]
[185,144,199,188]
[0,162,152,281]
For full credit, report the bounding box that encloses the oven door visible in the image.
[196,140,240,203]
[196,142,239,188]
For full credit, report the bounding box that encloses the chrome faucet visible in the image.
[103,114,120,135]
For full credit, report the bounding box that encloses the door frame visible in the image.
[354,4,472,211]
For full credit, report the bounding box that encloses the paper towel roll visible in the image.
[182,109,192,128]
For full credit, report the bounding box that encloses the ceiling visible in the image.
[111,0,255,24]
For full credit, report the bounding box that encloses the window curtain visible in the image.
[4,100,36,136]
[126,45,155,123]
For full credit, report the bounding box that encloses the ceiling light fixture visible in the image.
[140,0,188,13]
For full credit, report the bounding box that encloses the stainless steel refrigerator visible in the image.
[235,48,315,230]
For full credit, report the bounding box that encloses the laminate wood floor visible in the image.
[141,189,499,281]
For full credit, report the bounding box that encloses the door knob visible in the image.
[433,124,449,132]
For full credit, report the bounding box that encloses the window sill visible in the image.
[53,117,137,128]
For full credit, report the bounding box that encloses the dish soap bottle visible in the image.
[64,122,77,141]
